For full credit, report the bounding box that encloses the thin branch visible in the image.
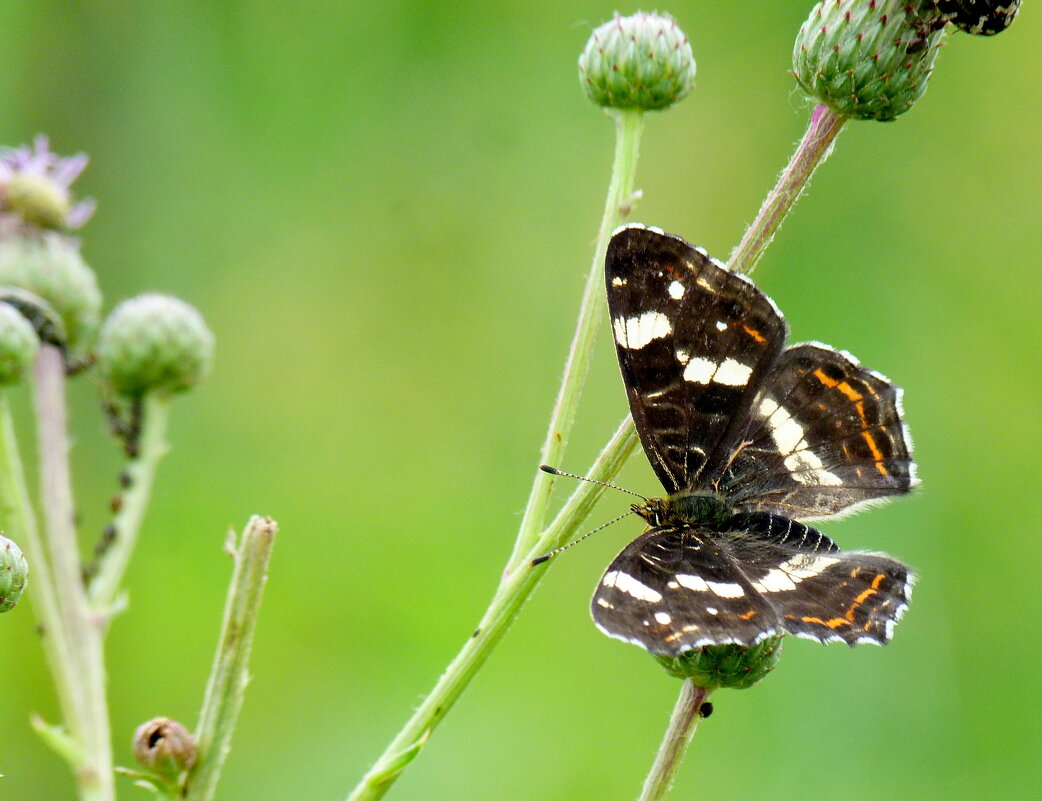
[184,516,278,801]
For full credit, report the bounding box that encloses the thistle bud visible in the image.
[793,1,946,121]
[579,12,696,111]
[1,534,29,613]
[132,717,196,776]
[653,635,784,690]
[98,294,214,398]
[0,301,40,386]
[0,233,101,352]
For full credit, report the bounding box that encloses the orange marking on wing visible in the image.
[738,609,757,620]
[849,567,861,579]
[870,573,886,590]
[812,369,891,476]
[801,616,851,629]
[742,325,767,343]
[845,587,878,621]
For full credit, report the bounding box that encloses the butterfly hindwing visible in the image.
[606,226,786,493]
[594,513,914,653]
[723,343,917,519]
[591,526,783,655]
[724,528,914,646]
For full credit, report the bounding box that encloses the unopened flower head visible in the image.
[654,636,784,689]
[0,301,41,386]
[0,136,95,233]
[579,11,696,111]
[1,534,29,614]
[793,1,946,122]
[133,717,197,776]
[98,294,215,398]
[0,233,102,352]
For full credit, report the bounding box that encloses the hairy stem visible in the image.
[510,107,644,565]
[33,345,113,801]
[0,394,81,752]
[347,416,640,801]
[88,391,172,612]
[637,680,708,801]
[184,516,278,801]
[727,104,846,275]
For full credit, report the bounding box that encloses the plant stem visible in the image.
[184,516,278,801]
[88,391,172,612]
[727,103,846,275]
[33,345,113,801]
[509,107,644,566]
[0,394,81,750]
[346,416,640,801]
[637,680,708,801]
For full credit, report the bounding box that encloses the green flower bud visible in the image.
[132,717,196,776]
[98,294,214,398]
[653,635,784,690]
[1,534,29,613]
[0,233,101,352]
[0,301,40,386]
[579,11,696,111]
[793,1,945,121]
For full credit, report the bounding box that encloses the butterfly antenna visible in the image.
[539,464,647,501]
[530,508,637,567]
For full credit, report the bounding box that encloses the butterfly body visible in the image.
[595,226,916,656]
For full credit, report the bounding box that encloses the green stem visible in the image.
[509,107,644,566]
[33,345,113,801]
[346,416,640,801]
[637,680,708,801]
[88,391,172,612]
[184,516,278,801]
[0,394,81,751]
[727,104,847,275]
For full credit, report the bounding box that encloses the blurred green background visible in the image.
[2,2,1040,799]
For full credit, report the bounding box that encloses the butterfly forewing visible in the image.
[606,226,786,493]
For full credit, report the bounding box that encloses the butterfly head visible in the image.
[632,490,732,530]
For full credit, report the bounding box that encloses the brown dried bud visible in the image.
[132,717,197,775]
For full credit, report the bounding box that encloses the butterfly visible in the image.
[934,0,1020,36]
[593,225,917,655]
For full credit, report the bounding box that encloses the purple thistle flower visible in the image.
[0,135,95,231]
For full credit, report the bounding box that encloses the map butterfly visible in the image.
[593,225,917,656]
[935,0,1021,35]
